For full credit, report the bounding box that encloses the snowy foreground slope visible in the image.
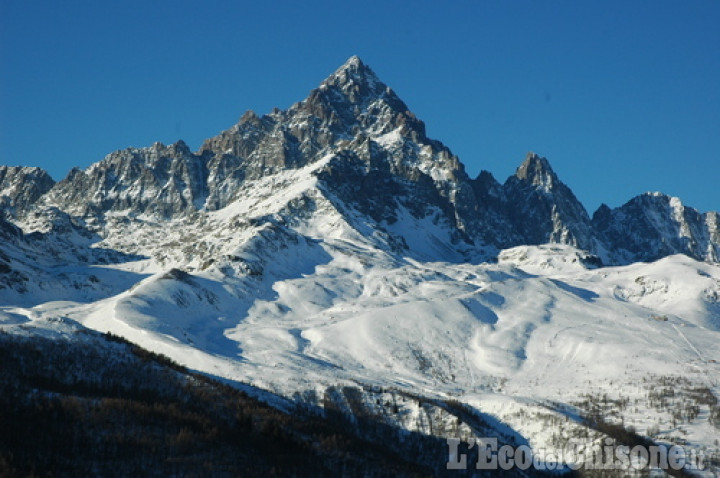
[2,218,719,472]
[1,56,720,474]
[2,245,720,475]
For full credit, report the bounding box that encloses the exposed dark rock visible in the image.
[592,192,719,263]
[0,166,55,215]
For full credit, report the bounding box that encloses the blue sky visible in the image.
[1,0,718,214]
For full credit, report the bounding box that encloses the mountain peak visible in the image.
[0,165,56,215]
[343,55,364,68]
[514,152,558,188]
[332,55,370,77]
[320,56,384,98]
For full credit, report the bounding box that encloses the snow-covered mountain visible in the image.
[0,166,55,215]
[3,56,717,264]
[1,56,719,473]
[593,192,720,264]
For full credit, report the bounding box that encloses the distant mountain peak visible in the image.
[338,54,364,71]
[319,55,385,101]
[514,152,557,188]
[0,165,56,215]
[325,55,374,81]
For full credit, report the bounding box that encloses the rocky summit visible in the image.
[1,57,719,475]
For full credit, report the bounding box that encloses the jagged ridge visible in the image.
[0,56,717,265]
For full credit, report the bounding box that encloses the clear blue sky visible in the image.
[1,0,718,214]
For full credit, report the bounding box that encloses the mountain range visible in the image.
[2,56,718,267]
[1,56,719,475]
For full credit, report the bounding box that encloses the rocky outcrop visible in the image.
[503,153,595,250]
[41,141,207,218]
[0,166,55,215]
[593,192,720,263]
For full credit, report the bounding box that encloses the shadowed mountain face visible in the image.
[592,192,720,263]
[1,56,718,265]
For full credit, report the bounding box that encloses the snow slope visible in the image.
[3,217,719,470]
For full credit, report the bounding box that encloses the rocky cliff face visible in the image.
[0,166,55,216]
[197,55,476,239]
[503,153,594,249]
[41,140,207,218]
[0,56,717,266]
[593,192,720,263]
